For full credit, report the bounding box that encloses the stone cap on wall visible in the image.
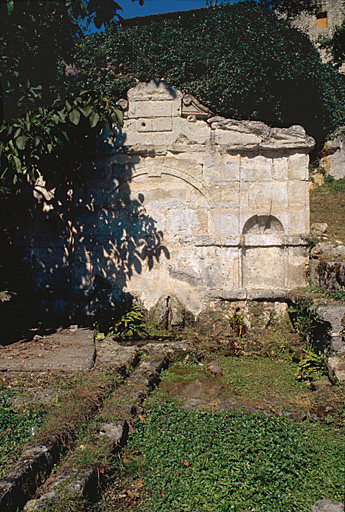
[107,80,315,154]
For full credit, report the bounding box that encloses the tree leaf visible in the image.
[15,136,28,150]
[114,108,124,127]
[69,109,81,125]
[80,105,93,118]
[89,111,100,128]
[12,155,22,173]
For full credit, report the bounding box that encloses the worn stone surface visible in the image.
[310,498,344,512]
[327,355,345,384]
[320,133,345,180]
[12,80,313,318]
[94,337,139,371]
[311,222,328,235]
[22,342,187,511]
[319,262,345,293]
[316,304,345,353]
[0,328,95,372]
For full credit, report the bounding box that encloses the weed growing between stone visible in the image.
[111,401,344,512]
[0,390,46,477]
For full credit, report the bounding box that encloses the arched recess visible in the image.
[241,214,286,289]
[242,215,284,235]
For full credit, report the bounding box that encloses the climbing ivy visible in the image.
[74,2,345,146]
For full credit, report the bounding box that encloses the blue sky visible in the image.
[120,0,237,19]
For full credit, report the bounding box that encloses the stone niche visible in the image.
[14,80,315,320]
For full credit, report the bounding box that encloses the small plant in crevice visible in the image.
[228,310,246,337]
[111,306,147,340]
[288,298,331,380]
[296,349,326,381]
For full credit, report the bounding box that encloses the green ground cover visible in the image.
[157,357,313,413]
[97,357,344,512]
[0,390,46,477]
[310,178,345,243]
[118,401,344,512]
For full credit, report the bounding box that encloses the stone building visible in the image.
[292,0,345,68]
[15,81,314,320]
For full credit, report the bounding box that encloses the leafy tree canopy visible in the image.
[73,1,345,145]
[0,0,141,190]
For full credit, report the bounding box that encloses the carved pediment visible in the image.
[181,93,213,120]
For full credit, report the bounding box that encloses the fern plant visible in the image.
[112,306,147,339]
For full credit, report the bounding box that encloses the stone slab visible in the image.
[327,355,345,384]
[0,329,95,372]
[311,499,344,512]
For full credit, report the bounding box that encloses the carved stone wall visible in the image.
[13,81,314,318]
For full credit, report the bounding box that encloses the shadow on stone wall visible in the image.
[0,144,170,344]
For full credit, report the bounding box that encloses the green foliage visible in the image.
[94,306,147,339]
[297,349,326,381]
[0,390,46,477]
[251,0,317,17]
[124,401,344,511]
[0,0,135,192]
[227,311,246,337]
[288,298,326,348]
[112,306,147,339]
[0,92,123,190]
[75,2,345,145]
[288,298,331,380]
[324,175,345,193]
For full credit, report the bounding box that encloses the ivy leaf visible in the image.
[12,155,22,173]
[114,108,124,127]
[89,111,100,128]
[69,109,81,125]
[15,136,28,150]
[80,105,93,118]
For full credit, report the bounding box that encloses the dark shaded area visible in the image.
[0,140,169,345]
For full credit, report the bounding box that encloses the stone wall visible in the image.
[13,81,314,319]
[292,0,345,71]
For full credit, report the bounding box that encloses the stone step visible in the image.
[21,342,188,511]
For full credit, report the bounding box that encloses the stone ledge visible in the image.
[179,234,308,247]
[208,289,288,300]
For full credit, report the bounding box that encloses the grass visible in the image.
[310,178,345,242]
[104,401,344,512]
[156,357,312,414]
[0,389,46,477]
[218,356,310,401]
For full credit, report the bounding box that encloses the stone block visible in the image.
[272,155,288,180]
[137,118,173,132]
[240,155,273,181]
[288,209,308,234]
[310,498,344,512]
[327,355,345,384]
[247,182,288,210]
[288,181,308,206]
[242,246,286,289]
[215,128,261,148]
[129,100,174,118]
[288,153,308,180]
[166,209,202,235]
[209,211,239,236]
